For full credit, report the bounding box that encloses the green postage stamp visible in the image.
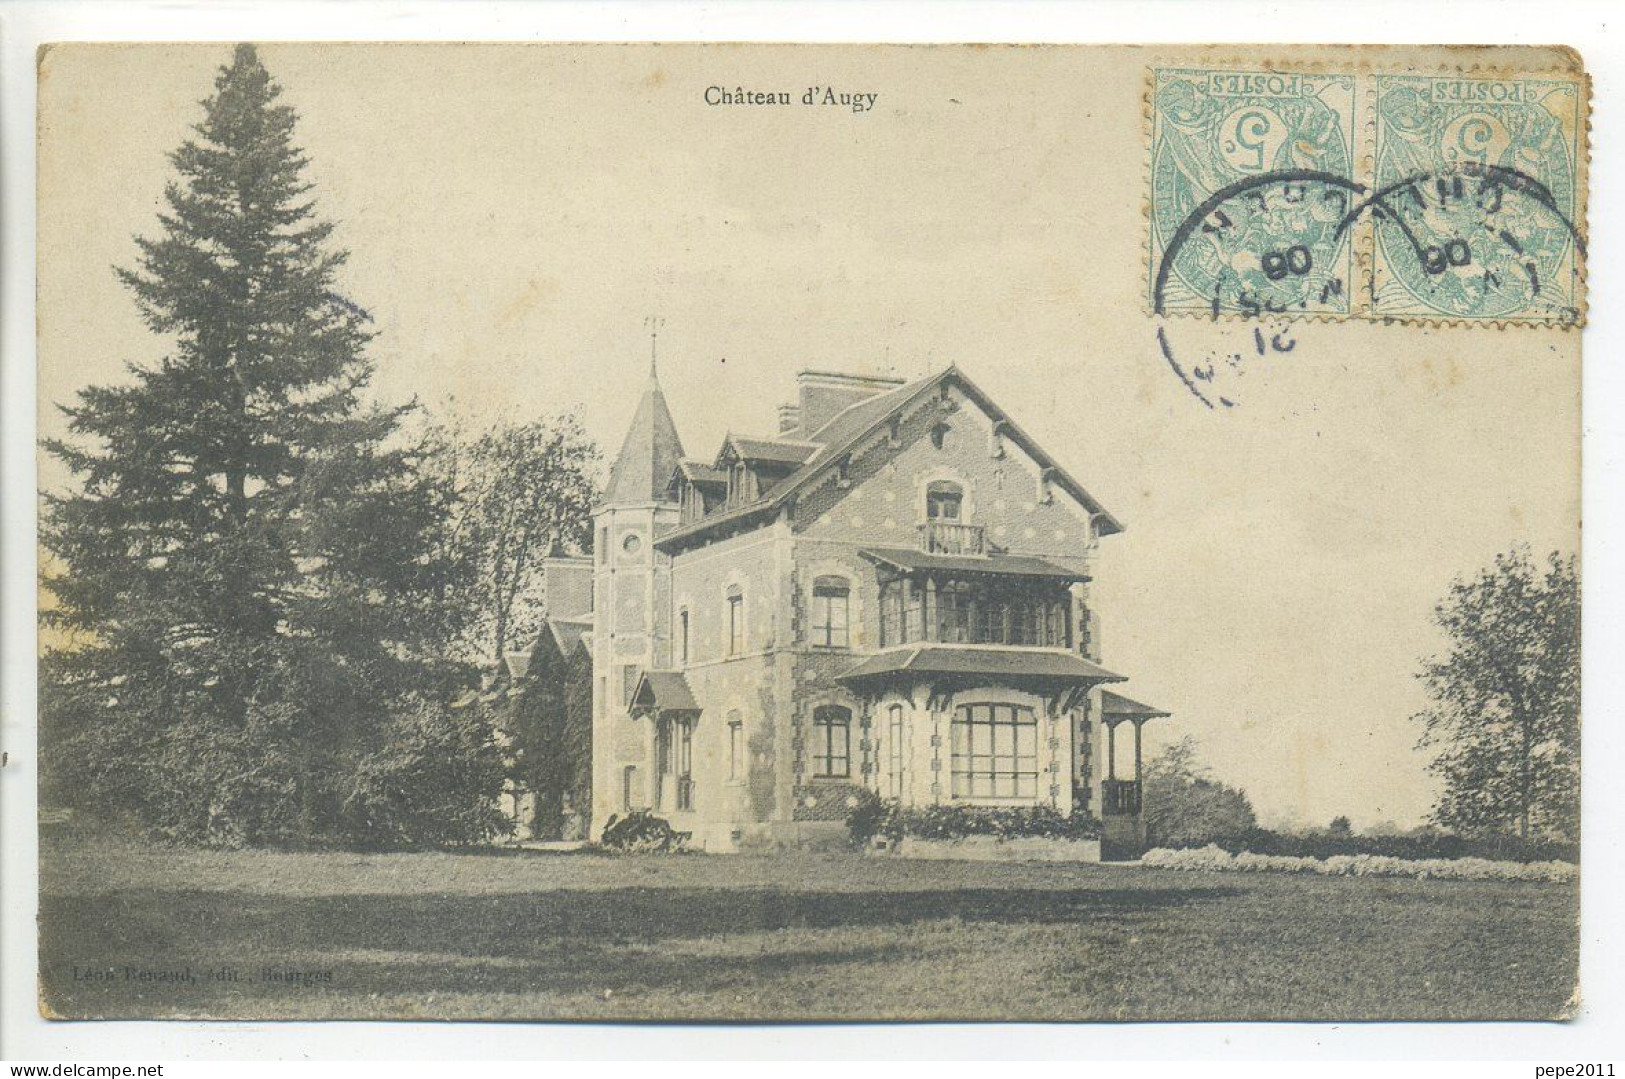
[1149,64,1587,326]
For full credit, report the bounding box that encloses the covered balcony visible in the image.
[860,547,1088,649]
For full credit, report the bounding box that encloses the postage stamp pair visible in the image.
[1148,66,1588,326]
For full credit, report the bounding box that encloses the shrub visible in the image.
[845,789,902,847]
[342,698,511,849]
[1142,736,1258,847]
[599,810,689,853]
[846,798,1102,845]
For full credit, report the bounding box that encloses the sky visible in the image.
[35,43,1581,830]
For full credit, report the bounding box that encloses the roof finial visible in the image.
[644,315,665,382]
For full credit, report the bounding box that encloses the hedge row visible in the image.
[1154,827,1577,865]
[1142,844,1578,882]
[847,794,1102,846]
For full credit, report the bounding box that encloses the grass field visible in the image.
[38,836,1578,1021]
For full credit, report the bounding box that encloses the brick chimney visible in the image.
[796,370,905,438]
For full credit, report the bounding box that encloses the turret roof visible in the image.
[604,362,686,504]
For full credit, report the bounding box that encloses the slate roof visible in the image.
[724,436,821,466]
[859,547,1089,581]
[630,670,701,714]
[1100,689,1171,719]
[837,646,1127,685]
[548,618,591,657]
[656,365,1123,551]
[675,459,728,486]
[605,366,686,504]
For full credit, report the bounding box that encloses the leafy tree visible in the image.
[40,44,490,846]
[1142,735,1258,846]
[1328,815,1353,837]
[427,417,598,662]
[1414,546,1579,840]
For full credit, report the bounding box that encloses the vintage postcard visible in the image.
[35,42,1582,1021]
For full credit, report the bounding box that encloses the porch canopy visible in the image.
[838,644,1122,688]
[628,670,701,721]
[1099,689,1171,722]
[858,547,1089,582]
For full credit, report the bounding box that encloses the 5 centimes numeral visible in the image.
[1149,68,1357,316]
[1371,75,1586,324]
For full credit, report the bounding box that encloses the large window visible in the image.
[951,703,1038,799]
[726,588,744,655]
[811,576,851,649]
[886,704,906,798]
[811,706,851,778]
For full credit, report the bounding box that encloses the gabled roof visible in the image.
[860,547,1089,582]
[605,364,686,504]
[675,459,728,486]
[628,670,701,716]
[548,619,590,657]
[719,436,820,467]
[656,366,1123,552]
[837,645,1127,686]
[1100,689,1171,719]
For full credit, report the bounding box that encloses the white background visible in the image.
[1,0,1621,1063]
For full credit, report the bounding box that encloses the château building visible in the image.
[536,361,1169,853]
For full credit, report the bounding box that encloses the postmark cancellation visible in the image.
[1149,60,1587,327]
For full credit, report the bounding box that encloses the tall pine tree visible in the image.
[42,44,502,847]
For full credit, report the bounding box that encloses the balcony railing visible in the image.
[919,521,985,555]
[1101,779,1142,817]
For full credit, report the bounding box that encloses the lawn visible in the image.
[38,835,1578,1021]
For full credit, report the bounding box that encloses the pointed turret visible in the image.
[604,356,685,504]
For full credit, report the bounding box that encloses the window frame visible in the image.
[925,480,964,522]
[726,588,745,656]
[810,705,852,779]
[886,703,906,799]
[950,702,1039,801]
[810,575,852,650]
[728,714,744,782]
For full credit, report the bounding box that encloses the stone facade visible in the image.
[574,363,1167,852]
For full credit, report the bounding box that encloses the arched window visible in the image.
[678,607,690,664]
[811,705,851,778]
[926,480,963,521]
[810,575,851,649]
